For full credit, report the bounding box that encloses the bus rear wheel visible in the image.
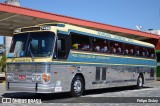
[136,75,144,89]
[70,76,84,97]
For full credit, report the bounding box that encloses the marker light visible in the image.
[14,29,21,33]
[43,73,51,82]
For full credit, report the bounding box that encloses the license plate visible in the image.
[18,75,26,80]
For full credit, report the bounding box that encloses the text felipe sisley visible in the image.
[137,99,158,103]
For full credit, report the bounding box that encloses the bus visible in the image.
[6,23,157,97]
[156,50,160,80]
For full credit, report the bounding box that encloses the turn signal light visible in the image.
[43,73,51,82]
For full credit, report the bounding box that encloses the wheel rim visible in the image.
[73,80,82,93]
[138,77,143,87]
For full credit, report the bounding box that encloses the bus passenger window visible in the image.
[81,43,90,50]
[101,40,108,53]
[137,50,140,56]
[118,46,122,54]
[124,44,135,56]
[112,48,116,54]
[95,45,100,52]
[136,46,140,56]
[146,50,149,57]
[125,49,129,54]
[145,48,155,58]
[130,49,134,55]
[150,48,155,58]
[71,33,91,51]
[93,38,108,53]
[110,42,117,54]
[142,47,146,57]
[93,38,101,52]
[110,42,123,54]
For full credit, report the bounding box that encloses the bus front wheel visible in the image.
[70,76,84,97]
[136,75,144,89]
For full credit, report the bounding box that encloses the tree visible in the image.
[0,54,6,73]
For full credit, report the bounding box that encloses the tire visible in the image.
[70,76,84,97]
[136,75,144,89]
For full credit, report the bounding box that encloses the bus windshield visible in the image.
[8,32,55,58]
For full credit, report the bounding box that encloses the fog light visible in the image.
[32,74,42,81]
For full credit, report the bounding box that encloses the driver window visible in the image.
[53,33,70,60]
[57,38,66,59]
[54,37,67,59]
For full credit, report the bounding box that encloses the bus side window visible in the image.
[110,41,123,55]
[150,48,155,58]
[71,33,91,51]
[110,41,117,54]
[93,38,108,53]
[135,46,140,56]
[124,44,129,55]
[142,47,146,57]
[125,44,135,56]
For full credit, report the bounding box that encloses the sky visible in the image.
[0,0,160,44]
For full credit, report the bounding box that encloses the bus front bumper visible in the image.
[6,82,55,93]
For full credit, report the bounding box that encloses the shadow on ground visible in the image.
[1,86,152,102]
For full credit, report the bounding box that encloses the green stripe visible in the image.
[51,61,156,67]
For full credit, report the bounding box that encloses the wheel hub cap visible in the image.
[74,80,82,93]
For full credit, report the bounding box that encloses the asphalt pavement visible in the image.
[0,81,160,106]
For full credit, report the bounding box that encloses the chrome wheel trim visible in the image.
[73,80,82,93]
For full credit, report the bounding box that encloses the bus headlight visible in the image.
[6,73,14,81]
[32,74,42,81]
[43,73,51,82]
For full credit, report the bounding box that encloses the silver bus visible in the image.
[6,23,157,96]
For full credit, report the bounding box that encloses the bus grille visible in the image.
[7,64,51,73]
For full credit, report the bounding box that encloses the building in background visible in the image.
[5,0,20,6]
[4,0,21,55]
[146,29,160,36]
[0,44,5,55]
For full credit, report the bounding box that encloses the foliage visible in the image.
[0,54,6,73]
